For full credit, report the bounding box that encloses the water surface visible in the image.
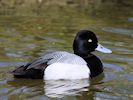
[0,1,133,100]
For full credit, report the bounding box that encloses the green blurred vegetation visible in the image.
[0,0,132,16]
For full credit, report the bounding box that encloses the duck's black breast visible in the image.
[82,54,103,78]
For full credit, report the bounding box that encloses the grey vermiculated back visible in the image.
[44,51,87,65]
[27,51,87,69]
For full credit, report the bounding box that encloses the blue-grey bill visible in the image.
[95,43,112,53]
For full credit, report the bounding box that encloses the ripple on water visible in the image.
[0,62,26,68]
[104,63,124,72]
[102,27,133,37]
[128,17,133,22]
[122,74,133,81]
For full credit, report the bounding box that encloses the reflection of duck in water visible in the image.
[44,73,104,98]
[7,74,104,98]
[11,30,112,80]
[44,79,89,98]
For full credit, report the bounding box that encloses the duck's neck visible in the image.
[76,53,103,78]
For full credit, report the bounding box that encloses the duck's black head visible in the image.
[73,30,112,57]
[73,30,98,56]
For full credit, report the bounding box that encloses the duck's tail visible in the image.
[11,64,44,79]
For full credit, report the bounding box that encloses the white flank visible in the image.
[44,63,90,80]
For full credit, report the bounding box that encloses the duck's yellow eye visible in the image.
[88,39,92,42]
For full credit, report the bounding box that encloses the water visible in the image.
[0,0,133,100]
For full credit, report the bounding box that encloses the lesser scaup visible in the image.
[11,30,112,80]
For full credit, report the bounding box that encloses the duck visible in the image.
[11,30,112,80]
